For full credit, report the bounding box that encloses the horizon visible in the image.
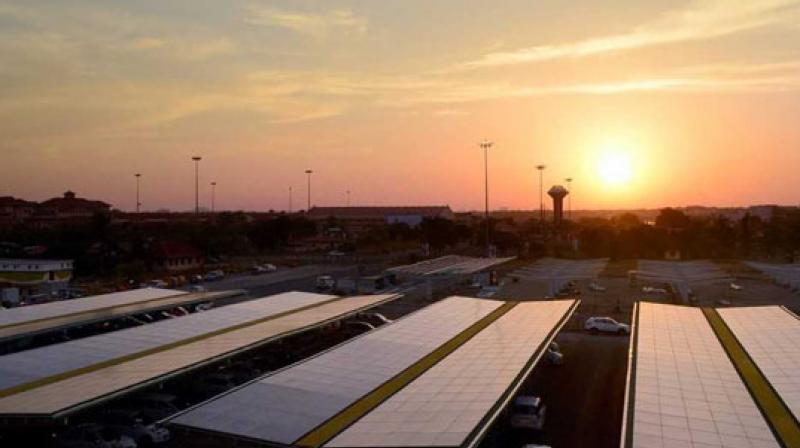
[2,1,800,212]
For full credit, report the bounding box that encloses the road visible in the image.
[190,265,360,304]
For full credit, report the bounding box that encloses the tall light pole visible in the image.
[305,169,313,211]
[134,173,141,213]
[536,164,546,221]
[192,156,202,214]
[210,181,217,213]
[480,139,493,257]
[565,177,573,220]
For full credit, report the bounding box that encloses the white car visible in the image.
[585,317,630,335]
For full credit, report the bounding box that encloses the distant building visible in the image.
[307,206,454,235]
[148,241,204,273]
[0,258,73,300]
[0,196,37,223]
[38,191,111,220]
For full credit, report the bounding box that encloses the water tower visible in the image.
[548,185,569,225]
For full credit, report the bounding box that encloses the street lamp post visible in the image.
[134,173,141,213]
[565,177,573,220]
[305,169,313,211]
[210,182,217,213]
[536,165,546,221]
[192,156,202,214]
[480,139,493,257]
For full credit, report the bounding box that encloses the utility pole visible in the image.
[210,181,217,213]
[480,140,493,257]
[305,169,313,211]
[134,173,141,213]
[192,156,202,214]
[536,164,546,221]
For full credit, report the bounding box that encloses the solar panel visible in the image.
[625,303,779,448]
[718,306,800,422]
[0,293,397,417]
[0,291,337,392]
[0,288,184,327]
[170,296,504,445]
[325,300,575,448]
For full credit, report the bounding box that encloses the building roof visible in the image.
[0,288,244,343]
[0,197,37,208]
[39,191,110,211]
[0,292,399,420]
[169,297,578,448]
[307,206,453,219]
[620,302,798,448]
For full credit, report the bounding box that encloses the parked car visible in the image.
[545,342,563,365]
[147,280,169,288]
[509,396,546,430]
[99,409,171,446]
[188,285,206,293]
[316,275,336,291]
[194,301,213,312]
[55,423,137,448]
[588,282,606,292]
[125,393,181,421]
[584,317,630,335]
[204,270,225,281]
[189,274,203,284]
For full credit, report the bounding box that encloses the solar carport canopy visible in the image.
[717,306,800,422]
[0,291,398,419]
[0,287,241,342]
[621,302,782,448]
[170,297,577,448]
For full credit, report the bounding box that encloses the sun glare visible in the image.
[597,151,633,186]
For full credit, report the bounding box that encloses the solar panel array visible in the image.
[745,261,800,290]
[170,296,504,444]
[0,291,337,392]
[628,303,779,448]
[0,288,184,327]
[388,256,513,276]
[0,293,397,417]
[718,306,800,422]
[326,300,574,447]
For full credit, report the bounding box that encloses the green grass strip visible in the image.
[295,301,519,448]
[703,308,800,448]
[0,296,346,400]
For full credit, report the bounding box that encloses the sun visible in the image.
[597,151,633,186]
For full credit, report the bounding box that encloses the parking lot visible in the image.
[480,331,629,448]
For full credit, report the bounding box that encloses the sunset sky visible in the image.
[1,0,799,212]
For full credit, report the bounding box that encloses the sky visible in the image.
[1,0,799,212]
